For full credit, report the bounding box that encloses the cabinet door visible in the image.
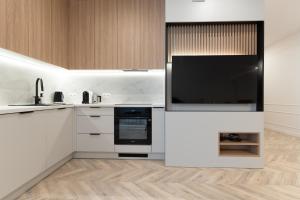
[44,108,74,168]
[95,0,118,69]
[117,0,165,69]
[28,0,52,63]
[52,0,69,68]
[117,0,142,68]
[0,0,6,48]
[140,0,165,68]
[152,108,165,153]
[0,112,46,199]
[69,0,95,69]
[6,0,29,55]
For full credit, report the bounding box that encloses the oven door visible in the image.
[115,117,152,145]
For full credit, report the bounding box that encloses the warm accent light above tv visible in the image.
[167,23,258,63]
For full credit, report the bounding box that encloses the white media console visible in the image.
[165,112,264,168]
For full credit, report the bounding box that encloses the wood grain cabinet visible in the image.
[28,0,52,63]
[0,0,6,48]
[118,0,165,69]
[0,0,165,69]
[51,0,69,68]
[6,0,29,55]
[69,0,95,69]
[70,0,165,69]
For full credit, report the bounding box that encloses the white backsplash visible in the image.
[64,70,165,105]
[0,49,165,106]
[0,49,67,105]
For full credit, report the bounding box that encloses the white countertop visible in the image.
[75,103,165,108]
[0,105,74,115]
[0,103,165,115]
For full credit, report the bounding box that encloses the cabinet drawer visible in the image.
[77,107,114,116]
[77,133,114,152]
[77,115,114,133]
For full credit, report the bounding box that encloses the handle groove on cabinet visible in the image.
[57,108,67,110]
[19,111,35,115]
[90,115,101,118]
[89,133,101,136]
[89,107,101,109]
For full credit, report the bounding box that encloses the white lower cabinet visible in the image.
[0,108,74,199]
[152,108,165,153]
[0,111,46,199]
[77,133,114,152]
[76,107,114,153]
[43,108,74,168]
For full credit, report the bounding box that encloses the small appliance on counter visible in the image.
[53,91,64,104]
[82,91,93,104]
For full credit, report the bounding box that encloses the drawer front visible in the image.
[77,107,114,116]
[77,133,114,152]
[77,115,114,133]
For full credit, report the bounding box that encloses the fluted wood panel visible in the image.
[167,23,257,63]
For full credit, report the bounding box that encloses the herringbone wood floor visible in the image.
[18,130,300,200]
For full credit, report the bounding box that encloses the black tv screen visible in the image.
[172,56,260,104]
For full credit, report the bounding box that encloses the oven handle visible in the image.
[115,116,151,119]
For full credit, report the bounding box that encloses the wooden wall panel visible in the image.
[28,0,52,62]
[0,0,6,48]
[95,0,118,69]
[69,0,95,69]
[140,0,165,68]
[167,23,257,62]
[117,0,142,68]
[52,0,69,68]
[6,0,29,55]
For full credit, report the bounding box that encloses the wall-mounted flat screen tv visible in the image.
[172,56,260,104]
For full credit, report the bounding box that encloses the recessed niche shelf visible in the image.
[219,132,260,157]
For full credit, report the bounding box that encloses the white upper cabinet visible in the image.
[166,0,264,22]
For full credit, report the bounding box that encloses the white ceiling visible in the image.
[265,0,300,46]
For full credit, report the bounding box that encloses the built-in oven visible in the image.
[114,107,152,145]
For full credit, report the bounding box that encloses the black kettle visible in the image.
[82,91,90,104]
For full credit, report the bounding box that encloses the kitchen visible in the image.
[2,0,300,199]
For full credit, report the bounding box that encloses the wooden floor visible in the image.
[18,130,300,200]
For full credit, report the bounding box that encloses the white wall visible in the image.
[265,32,300,136]
[265,0,300,46]
[0,49,67,105]
[166,0,264,22]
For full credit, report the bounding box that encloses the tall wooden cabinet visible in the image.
[28,0,52,63]
[69,0,165,69]
[69,0,95,69]
[94,0,118,69]
[0,0,165,69]
[52,0,69,68]
[0,0,6,48]
[6,0,29,55]
[117,0,165,69]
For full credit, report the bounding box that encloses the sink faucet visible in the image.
[35,78,44,105]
